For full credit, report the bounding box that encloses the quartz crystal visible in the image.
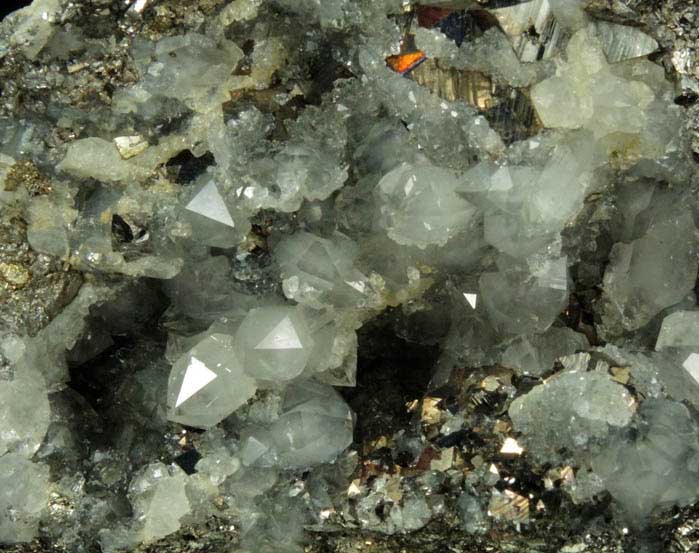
[277,231,378,309]
[181,178,245,248]
[479,256,569,335]
[656,311,699,350]
[0,335,51,458]
[601,211,699,333]
[509,355,635,460]
[376,161,477,249]
[235,306,314,382]
[167,334,257,428]
[2,0,699,549]
[240,381,353,468]
[0,454,49,543]
[592,400,699,523]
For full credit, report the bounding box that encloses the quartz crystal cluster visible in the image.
[1,0,699,552]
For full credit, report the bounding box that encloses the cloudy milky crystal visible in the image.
[0,336,51,458]
[2,0,698,547]
[656,311,699,350]
[592,400,699,522]
[594,21,659,63]
[530,25,678,157]
[479,257,569,335]
[167,334,257,429]
[509,359,635,460]
[235,306,313,381]
[241,381,353,468]
[134,464,190,542]
[0,454,49,543]
[182,178,245,248]
[377,162,477,249]
[277,231,377,309]
[602,212,698,333]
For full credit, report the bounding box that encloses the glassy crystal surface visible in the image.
[2,0,699,549]
[240,381,353,468]
[167,334,257,428]
[0,336,50,458]
[235,306,314,382]
[0,454,49,543]
[377,162,476,249]
[592,400,699,522]
[277,231,378,309]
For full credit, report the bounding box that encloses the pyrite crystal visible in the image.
[2,0,699,552]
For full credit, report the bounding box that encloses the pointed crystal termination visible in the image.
[181,178,246,248]
[130,463,190,544]
[174,357,218,408]
[236,306,314,381]
[463,293,477,309]
[254,316,303,350]
[167,334,257,429]
[185,180,235,227]
[593,21,659,63]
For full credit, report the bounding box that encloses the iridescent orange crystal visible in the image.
[386,50,427,75]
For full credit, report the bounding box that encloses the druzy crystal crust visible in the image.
[1,0,699,551]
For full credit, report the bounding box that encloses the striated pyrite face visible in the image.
[3,0,699,552]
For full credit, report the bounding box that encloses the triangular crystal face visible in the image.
[683,353,699,385]
[255,316,304,350]
[185,181,235,227]
[463,292,478,309]
[297,242,340,285]
[175,356,218,407]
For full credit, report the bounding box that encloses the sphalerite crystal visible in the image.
[1,0,699,551]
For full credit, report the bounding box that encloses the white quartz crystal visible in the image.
[115,33,243,113]
[277,231,378,309]
[656,311,699,350]
[592,400,699,522]
[593,21,659,63]
[479,256,569,335]
[502,327,589,377]
[531,25,679,158]
[602,212,698,332]
[132,463,191,542]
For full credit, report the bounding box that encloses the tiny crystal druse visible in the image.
[1,0,699,551]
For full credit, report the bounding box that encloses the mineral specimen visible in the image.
[0,0,698,552]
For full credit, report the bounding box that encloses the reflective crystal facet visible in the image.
[236,306,314,381]
[167,334,257,428]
